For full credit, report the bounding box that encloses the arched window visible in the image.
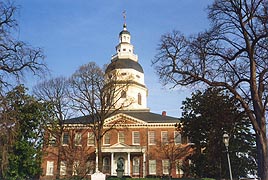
[121,90,126,98]
[133,157,140,175]
[103,157,110,173]
[138,93,142,105]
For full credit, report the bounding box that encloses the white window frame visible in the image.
[133,157,140,175]
[60,161,67,176]
[73,161,80,175]
[62,132,69,146]
[132,131,140,145]
[118,131,125,143]
[149,160,156,175]
[86,160,95,175]
[103,133,110,145]
[174,131,182,145]
[74,133,82,146]
[48,133,56,146]
[46,161,54,176]
[148,131,156,145]
[87,132,95,146]
[161,131,168,144]
[162,159,169,175]
[176,160,184,175]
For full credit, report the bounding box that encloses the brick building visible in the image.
[41,22,192,179]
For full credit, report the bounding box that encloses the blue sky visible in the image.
[17,0,211,117]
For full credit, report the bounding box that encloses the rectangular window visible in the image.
[87,132,95,146]
[118,131,125,143]
[104,133,110,145]
[176,160,184,175]
[132,131,140,145]
[161,131,168,144]
[148,131,156,145]
[149,160,156,174]
[74,133,82,146]
[162,159,169,175]
[60,161,67,176]
[46,161,54,176]
[62,132,69,146]
[86,160,95,175]
[73,161,80,175]
[133,157,140,175]
[174,132,182,144]
[48,133,56,146]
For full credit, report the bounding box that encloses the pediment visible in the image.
[104,113,147,125]
[110,142,130,148]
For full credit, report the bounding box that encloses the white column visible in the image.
[127,152,131,176]
[95,150,99,172]
[111,152,114,175]
[143,151,146,177]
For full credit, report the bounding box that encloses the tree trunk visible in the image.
[257,116,268,180]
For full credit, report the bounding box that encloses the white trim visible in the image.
[161,131,168,144]
[132,131,140,145]
[46,161,54,176]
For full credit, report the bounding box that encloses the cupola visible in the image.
[105,17,149,111]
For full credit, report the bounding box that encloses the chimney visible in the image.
[162,111,166,116]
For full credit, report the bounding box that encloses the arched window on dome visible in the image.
[138,93,142,105]
[121,90,126,98]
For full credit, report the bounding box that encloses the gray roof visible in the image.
[64,111,179,125]
[119,29,130,35]
[105,59,144,74]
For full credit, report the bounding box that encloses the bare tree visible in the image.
[0,1,46,88]
[33,77,71,179]
[152,1,268,179]
[68,62,133,172]
[156,133,194,178]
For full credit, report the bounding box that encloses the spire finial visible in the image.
[123,10,127,30]
[123,10,126,24]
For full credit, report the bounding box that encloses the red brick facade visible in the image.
[40,113,193,179]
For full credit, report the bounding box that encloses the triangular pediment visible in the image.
[104,113,147,125]
[110,142,130,148]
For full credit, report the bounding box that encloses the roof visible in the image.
[119,29,130,35]
[63,110,179,125]
[105,58,144,74]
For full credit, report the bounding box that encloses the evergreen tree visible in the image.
[180,88,257,179]
[0,85,47,179]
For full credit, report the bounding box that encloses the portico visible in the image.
[101,143,146,177]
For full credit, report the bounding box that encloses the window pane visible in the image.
[62,132,69,145]
[46,161,54,176]
[148,131,155,145]
[49,133,56,146]
[74,133,82,146]
[138,93,142,105]
[149,160,156,174]
[104,133,110,145]
[133,157,140,174]
[86,160,95,175]
[60,161,67,176]
[118,131,125,143]
[174,132,182,144]
[161,131,168,144]
[102,157,110,173]
[133,131,140,145]
[162,160,169,175]
[73,161,80,175]
[88,132,95,146]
